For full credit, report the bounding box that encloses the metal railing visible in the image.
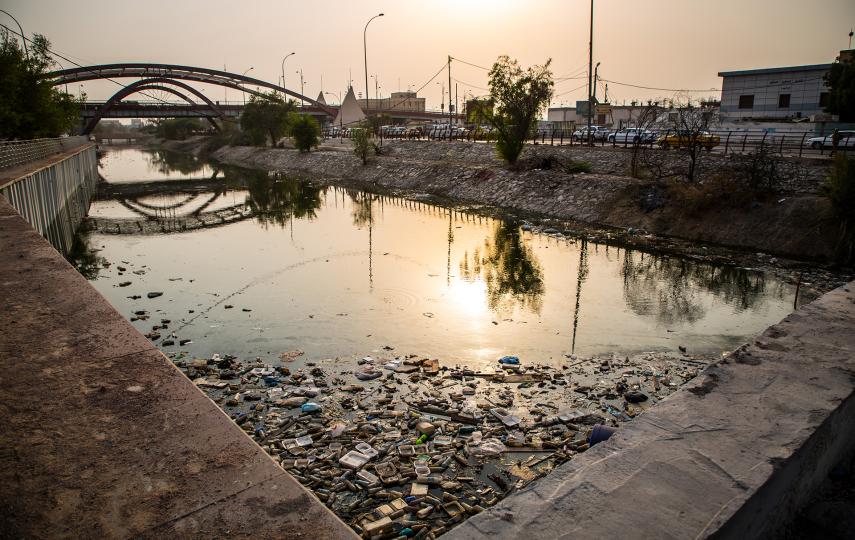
[325,126,852,159]
[0,136,90,170]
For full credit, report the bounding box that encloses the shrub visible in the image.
[827,155,855,262]
[565,160,592,174]
[352,128,371,165]
[289,113,320,153]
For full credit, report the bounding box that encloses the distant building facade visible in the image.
[718,64,832,121]
[362,91,426,113]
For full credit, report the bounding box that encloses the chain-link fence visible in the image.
[0,136,91,170]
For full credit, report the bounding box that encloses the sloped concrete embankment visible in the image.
[0,196,357,539]
[208,141,838,260]
[444,280,855,540]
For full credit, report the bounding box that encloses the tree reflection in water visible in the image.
[460,220,544,314]
[620,248,777,325]
[226,168,322,229]
[347,190,376,229]
[66,229,106,280]
[146,149,209,176]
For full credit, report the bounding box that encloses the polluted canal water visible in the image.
[72,148,802,537]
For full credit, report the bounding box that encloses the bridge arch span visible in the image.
[83,78,227,134]
[47,63,335,116]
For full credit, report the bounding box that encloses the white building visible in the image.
[718,64,832,121]
[547,102,665,130]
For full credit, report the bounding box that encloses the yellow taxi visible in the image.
[657,131,720,150]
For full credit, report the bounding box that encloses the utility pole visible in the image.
[447,55,453,126]
[586,0,594,144]
[455,83,458,126]
[295,69,304,106]
[592,62,601,102]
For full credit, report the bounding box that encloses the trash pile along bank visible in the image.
[172,348,712,538]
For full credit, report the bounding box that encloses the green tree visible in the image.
[482,56,554,165]
[0,30,79,139]
[824,56,855,122]
[152,118,205,140]
[352,127,371,165]
[289,113,321,152]
[240,92,295,147]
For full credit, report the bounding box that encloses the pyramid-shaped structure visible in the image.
[332,86,366,127]
[316,91,327,105]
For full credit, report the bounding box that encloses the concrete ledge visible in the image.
[0,196,357,539]
[445,281,855,539]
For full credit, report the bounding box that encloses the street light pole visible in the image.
[281,52,295,92]
[0,9,28,59]
[363,13,384,115]
[241,67,254,104]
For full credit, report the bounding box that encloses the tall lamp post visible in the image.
[363,13,384,115]
[0,9,28,59]
[280,52,295,90]
[241,67,254,104]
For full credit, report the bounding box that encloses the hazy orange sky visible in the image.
[3,0,853,110]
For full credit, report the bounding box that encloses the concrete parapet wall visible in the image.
[0,197,357,539]
[0,144,98,254]
[444,281,855,540]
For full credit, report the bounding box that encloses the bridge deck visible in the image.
[0,196,356,539]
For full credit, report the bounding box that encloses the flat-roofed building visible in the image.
[718,64,832,121]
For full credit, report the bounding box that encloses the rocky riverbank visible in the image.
[186,138,840,262]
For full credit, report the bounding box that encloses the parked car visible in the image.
[806,131,855,149]
[572,126,609,142]
[607,128,657,145]
[657,131,720,150]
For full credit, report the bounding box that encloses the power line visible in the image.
[599,78,717,93]
[553,81,589,98]
[452,77,489,92]
[449,55,490,71]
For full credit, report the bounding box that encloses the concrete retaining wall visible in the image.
[444,281,855,540]
[0,196,357,539]
[0,143,98,254]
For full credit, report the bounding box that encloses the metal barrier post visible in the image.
[724,131,731,155]
[799,133,807,157]
[741,134,748,153]
[778,133,785,155]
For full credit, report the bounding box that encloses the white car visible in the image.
[806,130,854,149]
[572,126,609,141]
[607,128,657,144]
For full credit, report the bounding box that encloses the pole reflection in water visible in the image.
[570,238,589,355]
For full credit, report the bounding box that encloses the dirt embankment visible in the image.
[160,138,840,261]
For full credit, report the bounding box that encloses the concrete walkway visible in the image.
[0,196,357,539]
[446,280,855,539]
